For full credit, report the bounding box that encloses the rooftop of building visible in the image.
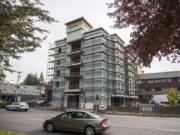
[138,71,180,79]
[65,17,93,29]
[54,17,125,46]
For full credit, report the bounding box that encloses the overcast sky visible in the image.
[5,0,180,83]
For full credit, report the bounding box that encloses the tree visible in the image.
[22,73,40,85]
[108,0,180,66]
[39,72,44,83]
[0,0,56,80]
[167,88,178,107]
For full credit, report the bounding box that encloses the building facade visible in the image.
[47,17,138,109]
[137,71,180,102]
[0,83,45,102]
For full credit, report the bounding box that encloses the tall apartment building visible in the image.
[125,53,143,96]
[47,17,138,109]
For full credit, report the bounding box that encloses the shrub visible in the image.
[0,102,9,108]
[0,131,24,135]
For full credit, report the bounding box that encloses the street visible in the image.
[0,109,180,135]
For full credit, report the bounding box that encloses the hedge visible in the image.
[0,102,9,108]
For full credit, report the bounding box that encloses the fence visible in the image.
[107,105,180,114]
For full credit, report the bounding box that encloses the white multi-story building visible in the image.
[47,17,138,109]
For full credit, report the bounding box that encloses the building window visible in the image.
[56,60,61,65]
[55,82,60,88]
[155,88,161,91]
[145,89,151,92]
[137,80,142,84]
[178,78,180,82]
[56,71,60,76]
[154,79,161,83]
[58,48,62,54]
[148,80,154,83]
[177,88,180,91]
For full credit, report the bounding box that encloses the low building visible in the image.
[0,83,45,102]
[137,71,180,103]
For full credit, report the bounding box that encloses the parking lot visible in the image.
[0,109,180,135]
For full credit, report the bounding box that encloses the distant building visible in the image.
[0,83,45,102]
[137,71,180,103]
[47,17,140,109]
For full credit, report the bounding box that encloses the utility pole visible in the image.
[12,70,21,102]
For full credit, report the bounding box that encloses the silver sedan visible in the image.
[43,110,110,135]
[6,102,29,111]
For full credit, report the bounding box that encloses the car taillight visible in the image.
[100,119,109,127]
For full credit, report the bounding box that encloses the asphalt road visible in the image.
[0,109,180,135]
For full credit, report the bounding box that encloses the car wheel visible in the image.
[46,123,55,132]
[84,126,95,135]
[16,107,20,111]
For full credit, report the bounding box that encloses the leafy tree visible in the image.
[0,69,5,81]
[177,94,180,105]
[22,73,40,85]
[108,0,180,66]
[39,72,44,83]
[0,0,56,80]
[167,88,178,107]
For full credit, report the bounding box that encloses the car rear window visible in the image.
[90,111,103,118]
[20,102,27,106]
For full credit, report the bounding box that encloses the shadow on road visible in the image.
[27,129,104,135]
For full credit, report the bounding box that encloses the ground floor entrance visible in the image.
[67,95,79,108]
[111,95,139,107]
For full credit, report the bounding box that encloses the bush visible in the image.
[0,131,24,135]
[0,102,9,108]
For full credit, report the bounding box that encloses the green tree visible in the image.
[177,94,180,105]
[0,0,56,80]
[108,0,180,66]
[39,72,44,83]
[167,88,178,107]
[22,73,40,85]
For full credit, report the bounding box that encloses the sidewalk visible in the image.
[106,111,180,117]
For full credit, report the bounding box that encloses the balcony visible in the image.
[68,60,81,66]
[65,72,82,79]
[69,84,79,89]
[64,89,81,93]
[68,49,82,55]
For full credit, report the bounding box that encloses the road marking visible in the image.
[26,118,44,122]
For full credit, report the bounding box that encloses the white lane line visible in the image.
[26,118,44,122]
[113,124,180,133]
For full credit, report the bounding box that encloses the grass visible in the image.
[0,131,24,135]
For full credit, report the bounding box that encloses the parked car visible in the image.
[6,102,29,111]
[43,110,110,135]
